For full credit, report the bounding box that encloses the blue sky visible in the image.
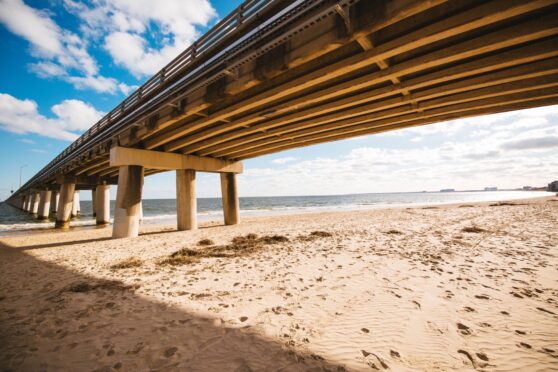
[0,0,557,201]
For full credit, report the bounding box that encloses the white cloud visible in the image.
[237,106,558,195]
[0,0,127,94]
[0,93,104,141]
[65,0,217,77]
[272,156,297,165]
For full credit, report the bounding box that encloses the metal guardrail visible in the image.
[12,0,351,198]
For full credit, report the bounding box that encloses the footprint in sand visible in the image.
[457,322,471,335]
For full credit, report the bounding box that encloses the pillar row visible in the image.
[113,165,144,238]
[220,173,240,226]
[55,183,75,229]
[37,190,52,220]
[176,169,197,231]
[96,184,110,225]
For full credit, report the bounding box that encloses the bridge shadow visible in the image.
[0,241,345,371]
[7,224,230,251]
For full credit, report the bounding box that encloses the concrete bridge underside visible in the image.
[7,0,558,237]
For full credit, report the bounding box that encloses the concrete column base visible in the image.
[113,165,144,238]
[55,183,75,229]
[220,173,240,225]
[176,169,197,230]
[96,184,110,225]
[71,191,80,218]
[37,190,52,220]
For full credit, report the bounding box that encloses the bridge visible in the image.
[5,0,558,238]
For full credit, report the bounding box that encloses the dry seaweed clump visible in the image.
[65,279,131,293]
[158,233,290,266]
[110,257,143,270]
[296,230,334,241]
[385,229,403,235]
[461,226,487,233]
[198,238,214,246]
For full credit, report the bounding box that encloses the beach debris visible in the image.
[239,316,248,322]
[296,231,334,241]
[390,350,400,358]
[164,347,178,358]
[536,307,556,315]
[461,226,487,233]
[110,257,143,270]
[158,233,290,266]
[457,322,471,335]
[385,229,403,235]
[198,238,215,246]
[361,328,370,333]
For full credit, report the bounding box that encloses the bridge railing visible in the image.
[24,0,280,189]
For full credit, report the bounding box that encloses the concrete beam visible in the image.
[55,183,75,228]
[113,166,144,238]
[109,146,243,173]
[220,173,239,226]
[176,169,197,230]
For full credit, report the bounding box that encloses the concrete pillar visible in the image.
[37,190,52,220]
[220,173,240,225]
[23,194,29,211]
[30,192,39,215]
[139,201,143,224]
[176,169,197,230]
[113,165,144,238]
[71,191,80,218]
[50,191,59,216]
[91,188,97,217]
[55,183,75,229]
[95,184,110,225]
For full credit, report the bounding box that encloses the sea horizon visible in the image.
[1,189,553,234]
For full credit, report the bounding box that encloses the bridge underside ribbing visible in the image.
[7,0,558,236]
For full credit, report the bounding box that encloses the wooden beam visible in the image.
[146,0,557,153]
[236,96,558,160]
[169,19,558,154]
[109,146,243,173]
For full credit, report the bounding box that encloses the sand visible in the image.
[1,197,557,371]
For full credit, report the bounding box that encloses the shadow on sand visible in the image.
[0,241,345,371]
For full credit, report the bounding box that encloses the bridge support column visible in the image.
[55,183,75,229]
[113,165,144,238]
[96,184,110,225]
[176,169,197,230]
[91,188,97,217]
[30,192,39,215]
[37,190,51,220]
[220,173,239,225]
[23,194,29,211]
[71,191,80,218]
[50,191,59,217]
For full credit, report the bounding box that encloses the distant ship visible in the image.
[440,189,455,192]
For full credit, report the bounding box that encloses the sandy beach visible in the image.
[1,196,557,371]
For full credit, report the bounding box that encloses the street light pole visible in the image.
[19,165,27,188]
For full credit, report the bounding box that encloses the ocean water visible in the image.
[0,190,552,234]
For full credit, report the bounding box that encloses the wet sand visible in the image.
[1,196,557,371]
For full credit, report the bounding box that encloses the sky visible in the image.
[0,0,556,201]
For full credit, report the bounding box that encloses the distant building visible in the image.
[440,189,455,192]
[484,187,498,191]
[548,181,558,192]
